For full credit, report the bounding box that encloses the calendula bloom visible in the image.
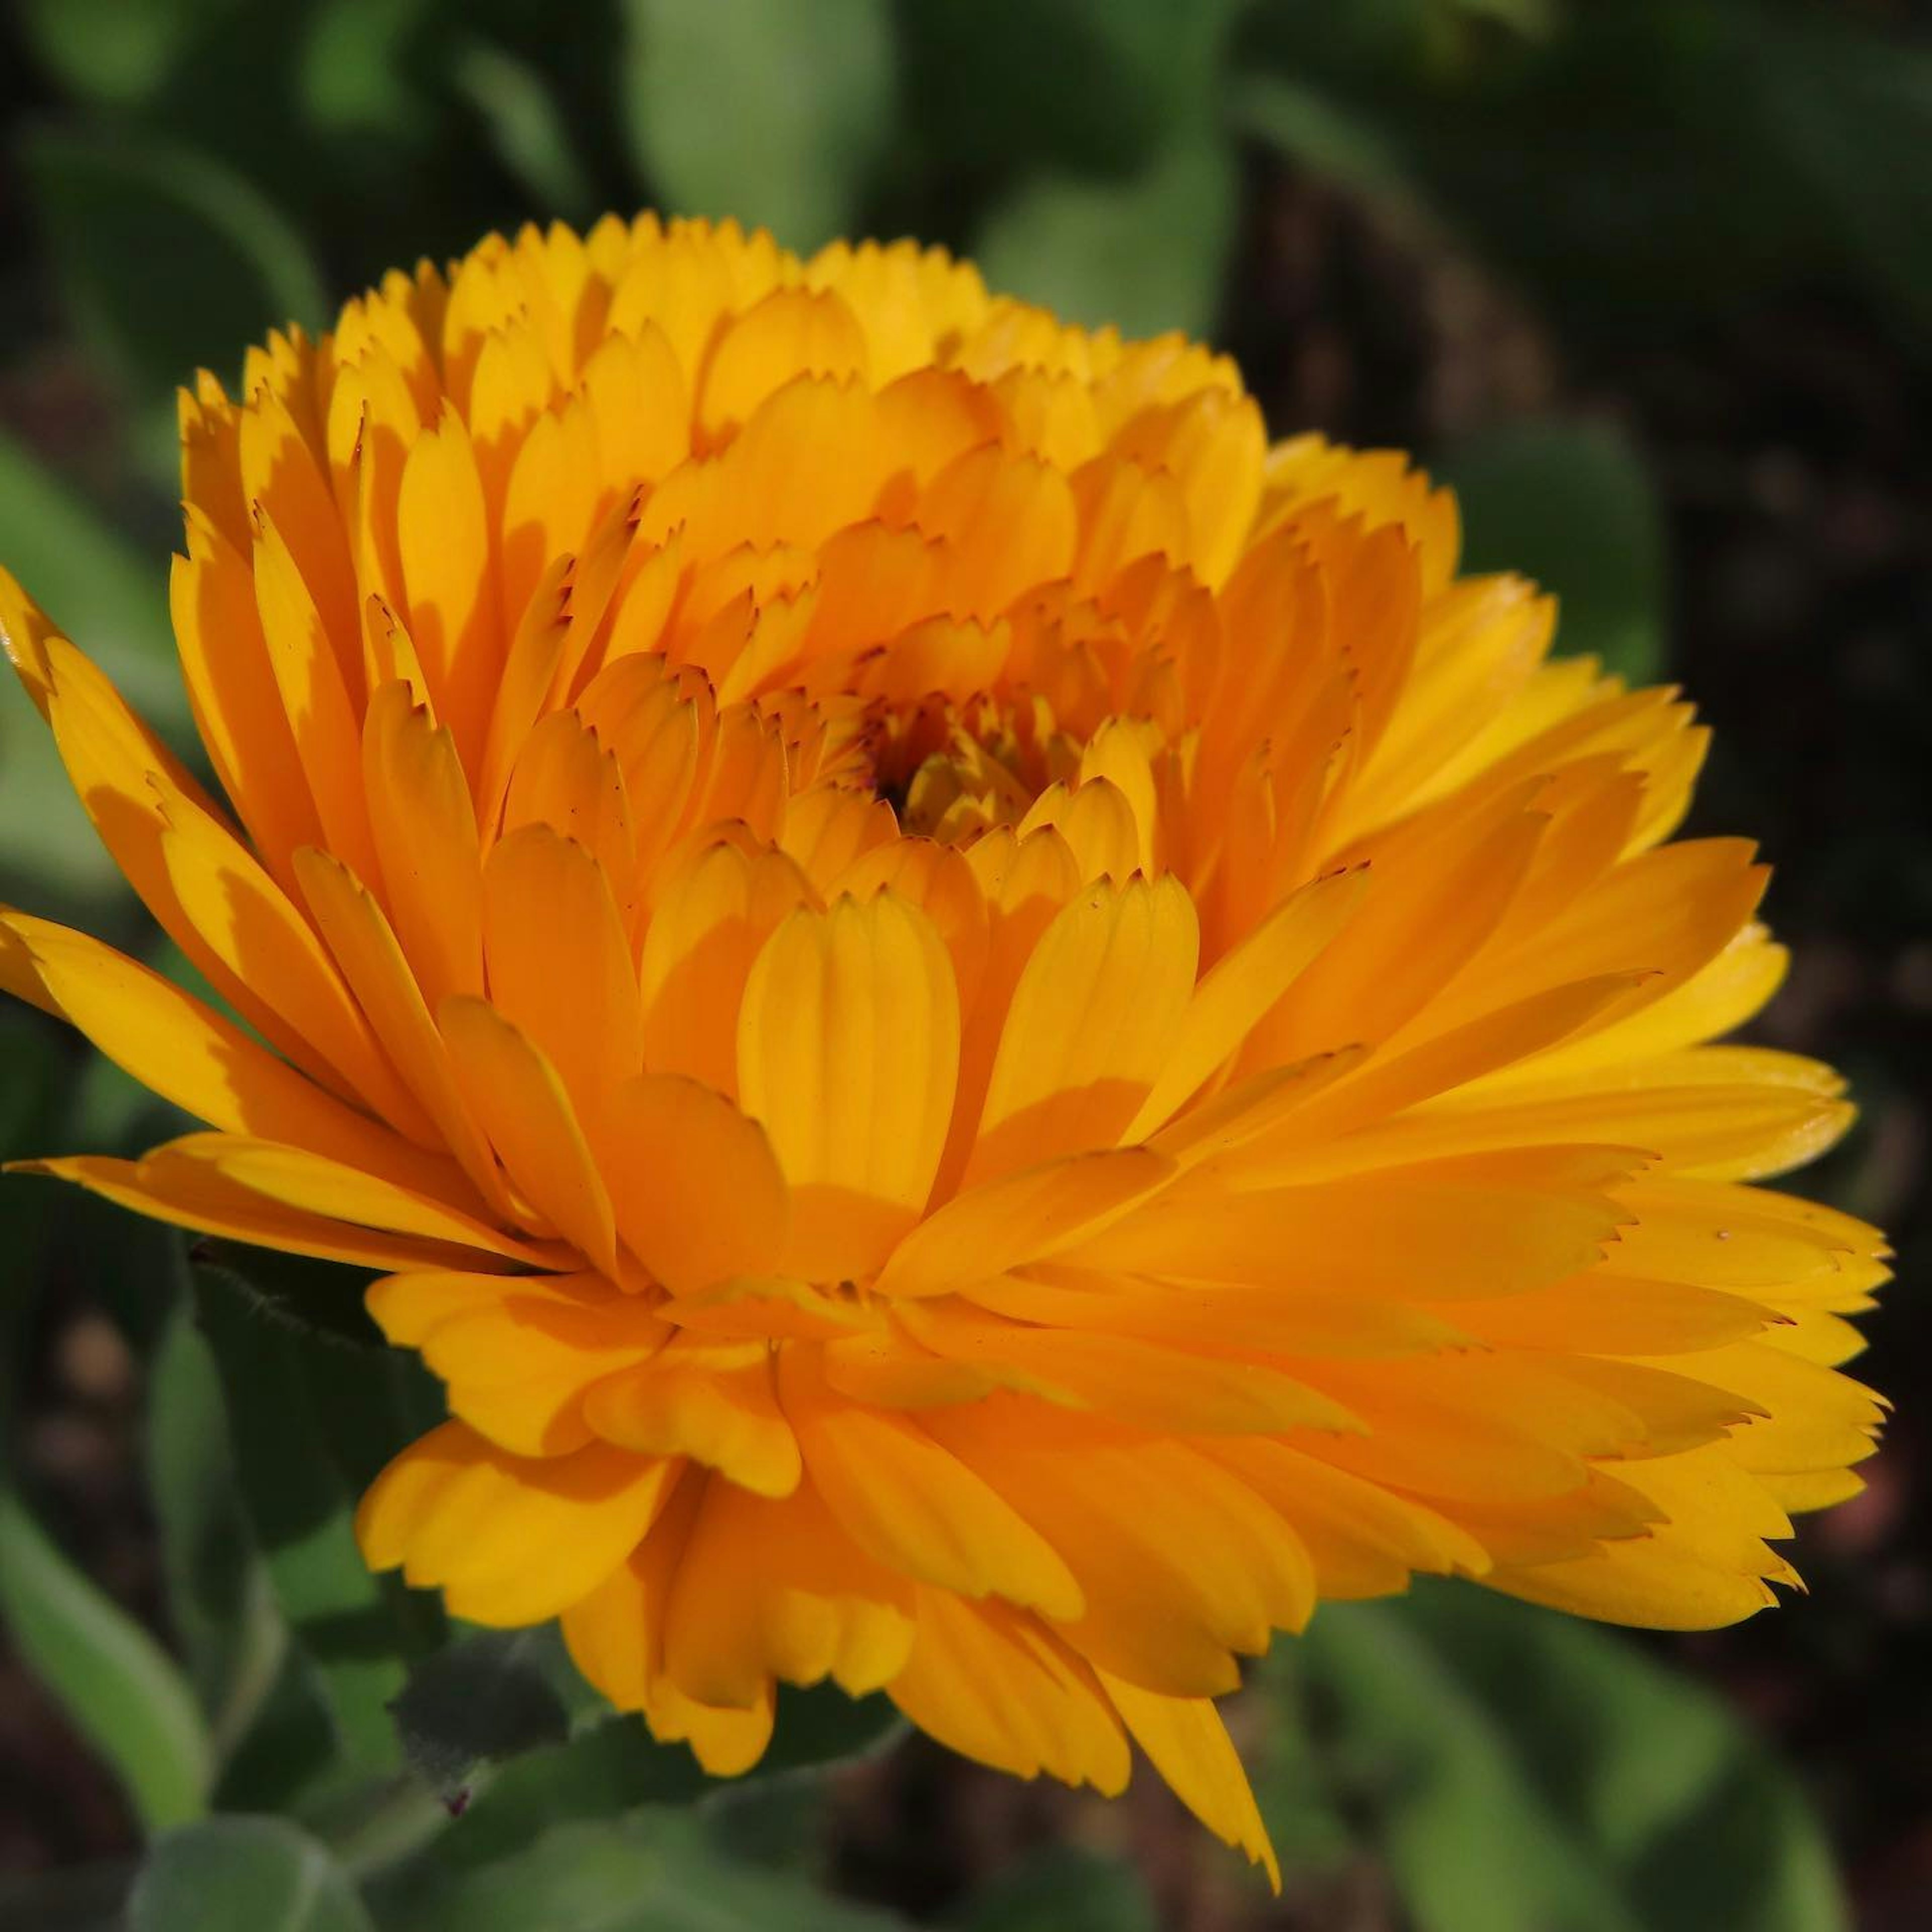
[0,215,1887,1879]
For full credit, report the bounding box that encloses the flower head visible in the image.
[0,215,1887,1877]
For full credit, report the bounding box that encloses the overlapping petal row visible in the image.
[0,214,1887,1877]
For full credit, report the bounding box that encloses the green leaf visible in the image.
[192,1254,447,1791]
[1442,0,1561,34]
[15,0,228,108]
[955,1845,1157,1932]
[1248,1633,1358,1877]
[215,1644,362,1817]
[0,1011,62,1214]
[378,1813,902,1932]
[375,1682,903,1909]
[619,0,895,250]
[1233,3,1821,343]
[147,1293,289,1761]
[374,1819,665,1932]
[899,0,1240,181]
[192,1237,391,1348]
[470,1682,901,1861]
[297,0,435,138]
[0,431,178,698]
[0,672,118,907]
[758,1678,907,1777]
[1231,73,1431,221]
[1435,419,1668,684]
[974,137,1239,341]
[0,1011,65,1412]
[1291,1581,1849,1932]
[451,41,598,223]
[389,1629,571,1802]
[1748,12,1932,337]
[131,1816,375,1932]
[0,1486,212,1834]
[23,129,328,409]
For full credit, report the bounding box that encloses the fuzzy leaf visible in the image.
[0,1486,212,1834]
[620,0,894,251]
[1437,420,1668,685]
[192,1253,446,1791]
[131,1816,374,1932]
[1286,1582,1848,1932]
[975,136,1238,341]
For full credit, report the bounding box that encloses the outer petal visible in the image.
[1098,1671,1279,1889]
[367,1270,668,1457]
[356,1420,680,1624]
[886,1590,1130,1794]
[0,913,458,1198]
[778,1349,1083,1619]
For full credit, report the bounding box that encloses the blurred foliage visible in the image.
[1271,1581,1848,1932]
[2,0,1925,1925]
[621,0,896,253]
[190,1250,449,1805]
[130,1816,376,1932]
[951,1845,1161,1931]
[0,1486,212,1834]
[1438,422,1667,683]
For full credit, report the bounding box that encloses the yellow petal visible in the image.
[914,443,1078,621]
[1098,1672,1279,1890]
[778,1350,1083,1618]
[361,681,484,1014]
[596,1073,789,1294]
[1487,1445,1797,1629]
[932,1404,1316,1695]
[502,708,640,934]
[252,508,381,886]
[0,912,450,1192]
[396,401,500,767]
[482,823,641,1123]
[661,1475,913,1708]
[170,519,324,883]
[1126,864,1367,1138]
[1069,1157,1627,1300]
[439,996,621,1276]
[559,1473,781,1776]
[967,1266,1458,1359]
[582,1333,801,1497]
[699,287,870,434]
[20,1149,505,1276]
[171,1132,547,1263]
[356,1420,677,1624]
[159,811,433,1139]
[904,1301,1358,1437]
[369,1270,668,1457]
[239,382,362,699]
[887,1589,1129,1793]
[739,892,959,1276]
[293,848,522,1226]
[1266,789,1547,1061]
[969,874,1198,1182]
[876,1147,1171,1299]
[1209,1439,1490,1596]
[638,839,815,1097]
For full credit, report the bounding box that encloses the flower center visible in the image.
[864,694,1066,842]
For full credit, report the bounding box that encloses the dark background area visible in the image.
[0,3,1927,1928]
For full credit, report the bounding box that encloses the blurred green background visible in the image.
[2,1,1928,1927]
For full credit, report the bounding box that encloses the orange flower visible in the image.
[0,215,1887,1879]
